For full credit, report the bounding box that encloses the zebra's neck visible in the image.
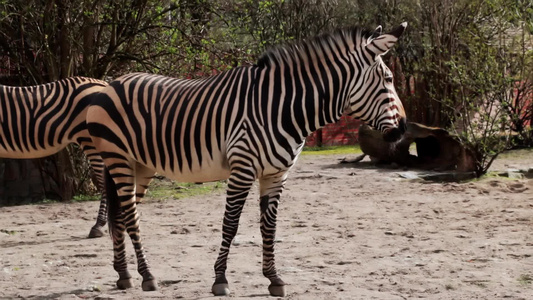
[252,52,351,145]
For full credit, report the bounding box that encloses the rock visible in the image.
[419,172,477,182]
[397,172,420,179]
[507,172,524,179]
[94,296,116,300]
[498,170,525,179]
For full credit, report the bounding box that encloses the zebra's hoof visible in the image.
[88,226,104,238]
[116,278,133,289]
[268,284,286,297]
[142,279,158,291]
[212,283,230,296]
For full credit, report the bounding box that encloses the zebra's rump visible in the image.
[0,77,107,158]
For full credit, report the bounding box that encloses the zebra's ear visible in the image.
[366,22,407,56]
[370,25,382,40]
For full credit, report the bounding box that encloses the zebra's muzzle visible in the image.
[382,117,406,143]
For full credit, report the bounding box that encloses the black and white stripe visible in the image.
[87,23,408,296]
[0,77,110,238]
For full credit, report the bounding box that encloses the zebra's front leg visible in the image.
[259,176,287,297]
[212,173,254,296]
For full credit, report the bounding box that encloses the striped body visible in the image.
[88,23,408,295]
[89,69,304,182]
[0,77,106,157]
[0,77,109,237]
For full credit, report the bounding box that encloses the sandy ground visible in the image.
[1,152,532,300]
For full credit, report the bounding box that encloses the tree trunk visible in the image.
[316,129,323,147]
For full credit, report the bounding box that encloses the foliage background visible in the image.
[0,0,532,200]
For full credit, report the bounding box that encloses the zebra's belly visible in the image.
[152,162,231,183]
[143,151,231,183]
[160,165,231,182]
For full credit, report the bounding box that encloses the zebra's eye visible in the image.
[385,76,393,83]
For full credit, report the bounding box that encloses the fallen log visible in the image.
[354,123,476,172]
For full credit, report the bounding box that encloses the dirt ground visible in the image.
[1,151,532,300]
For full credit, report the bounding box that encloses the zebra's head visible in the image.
[345,22,408,143]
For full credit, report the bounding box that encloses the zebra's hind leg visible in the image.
[88,196,107,238]
[105,159,157,291]
[82,143,107,238]
[111,208,133,289]
[212,172,255,296]
[90,163,154,239]
[104,164,133,289]
[94,163,154,239]
[134,162,156,203]
[259,176,287,297]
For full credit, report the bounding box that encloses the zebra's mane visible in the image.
[256,26,374,68]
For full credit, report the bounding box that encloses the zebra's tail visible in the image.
[104,167,119,238]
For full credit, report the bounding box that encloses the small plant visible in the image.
[146,179,226,200]
[471,280,488,288]
[443,12,532,177]
[444,283,455,290]
[72,194,100,202]
[37,199,58,204]
[301,145,362,156]
[518,274,533,286]
[0,229,17,235]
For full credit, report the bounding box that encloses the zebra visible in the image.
[0,77,117,238]
[87,23,408,296]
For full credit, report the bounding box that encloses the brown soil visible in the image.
[1,152,532,300]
